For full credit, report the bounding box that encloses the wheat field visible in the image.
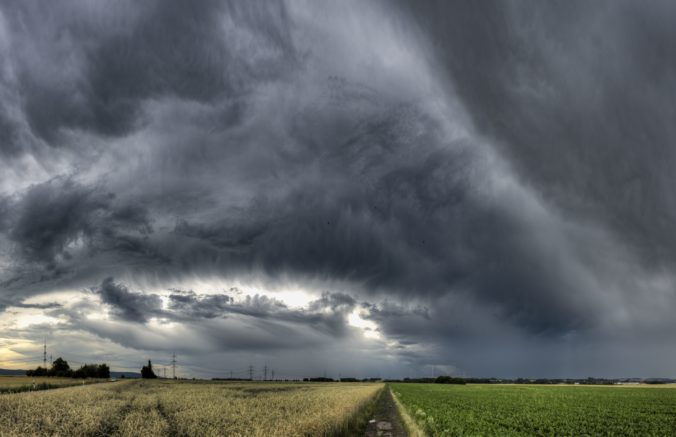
[0,379,383,437]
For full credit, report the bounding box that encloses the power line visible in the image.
[264,365,268,381]
[171,353,177,379]
[248,364,254,381]
[43,338,47,368]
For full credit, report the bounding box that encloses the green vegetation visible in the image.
[391,383,676,436]
[26,357,110,379]
[0,376,104,394]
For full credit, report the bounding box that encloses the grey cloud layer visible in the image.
[0,0,675,377]
[92,277,358,340]
[0,1,295,150]
[400,1,676,267]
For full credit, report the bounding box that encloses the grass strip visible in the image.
[390,385,427,437]
[0,382,78,395]
[0,380,108,395]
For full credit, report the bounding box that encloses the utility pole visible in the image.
[264,365,268,381]
[248,365,254,380]
[43,338,47,368]
[271,369,275,381]
[171,353,177,379]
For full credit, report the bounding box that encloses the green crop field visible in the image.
[391,383,676,436]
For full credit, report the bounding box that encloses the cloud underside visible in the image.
[0,1,675,377]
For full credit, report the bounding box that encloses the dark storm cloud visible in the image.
[0,299,61,313]
[309,292,356,312]
[2,177,152,285]
[167,290,234,319]
[167,289,359,338]
[1,0,676,377]
[0,0,638,336]
[90,277,357,341]
[95,277,162,323]
[0,0,296,150]
[9,178,111,264]
[11,301,62,310]
[398,0,676,267]
[0,112,21,157]
[166,113,599,336]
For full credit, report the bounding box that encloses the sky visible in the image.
[1,1,675,380]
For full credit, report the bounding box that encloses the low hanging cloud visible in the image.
[0,0,675,378]
[95,277,162,323]
[90,277,360,341]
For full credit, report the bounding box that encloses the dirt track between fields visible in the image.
[365,387,407,437]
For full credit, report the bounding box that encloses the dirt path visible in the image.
[365,386,408,437]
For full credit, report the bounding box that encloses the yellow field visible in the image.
[0,380,383,436]
[0,376,104,392]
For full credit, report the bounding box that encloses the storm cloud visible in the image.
[1,0,675,379]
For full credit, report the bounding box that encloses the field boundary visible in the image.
[0,378,113,395]
[330,384,385,436]
[389,386,427,437]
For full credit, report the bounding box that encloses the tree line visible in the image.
[26,357,110,379]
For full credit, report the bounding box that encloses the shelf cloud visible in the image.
[1,0,675,379]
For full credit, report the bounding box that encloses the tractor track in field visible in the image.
[156,398,180,437]
[90,394,137,437]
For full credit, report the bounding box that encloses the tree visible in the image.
[435,375,466,385]
[26,366,47,377]
[141,360,157,379]
[73,363,110,379]
[26,358,108,379]
[49,357,72,377]
[73,366,87,379]
[97,364,110,378]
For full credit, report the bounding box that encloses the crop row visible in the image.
[391,383,676,436]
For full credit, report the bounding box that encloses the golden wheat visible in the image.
[0,379,383,437]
